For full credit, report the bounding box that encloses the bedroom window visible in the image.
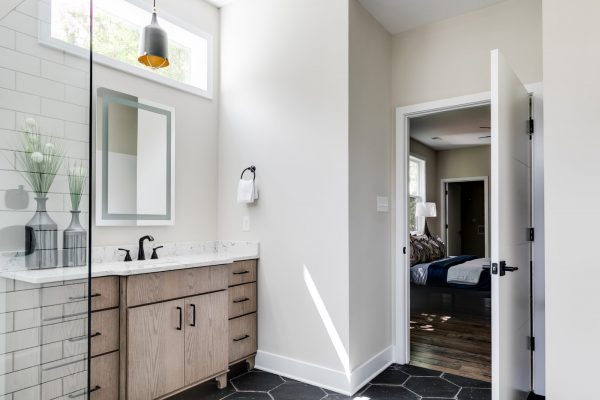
[409,155,426,234]
[40,0,213,98]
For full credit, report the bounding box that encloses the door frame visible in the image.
[441,176,489,258]
[393,82,544,393]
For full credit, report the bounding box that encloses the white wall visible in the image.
[348,0,393,371]
[543,1,600,397]
[392,0,542,106]
[92,0,220,246]
[218,0,351,387]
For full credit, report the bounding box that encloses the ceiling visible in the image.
[410,105,491,151]
[205,0,236,8]
[358,0,507,34]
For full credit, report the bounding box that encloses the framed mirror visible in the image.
[95,88,175,226]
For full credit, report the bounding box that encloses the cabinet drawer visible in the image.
[229,260,257,286]
[127,265,229,307]
[91,308,119,357]
[229,313,257,363]
[91,351,119,400]
[91,277,119,311]
[228,283,257,319]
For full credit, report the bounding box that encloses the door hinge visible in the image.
[529,336,536,351]
[528,118,535,135]
[528,227,535,242]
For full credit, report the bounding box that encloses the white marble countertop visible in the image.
[0,241,259,284]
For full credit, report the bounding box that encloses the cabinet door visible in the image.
[128,299,185,400]
[184,291,228,386]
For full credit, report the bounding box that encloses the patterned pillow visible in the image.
[409,235,422,267]
[410,235,446,265]
[430,236,447,259]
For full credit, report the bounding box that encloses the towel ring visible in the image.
[240,165,256,180]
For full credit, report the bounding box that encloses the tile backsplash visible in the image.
[92,240,259,264]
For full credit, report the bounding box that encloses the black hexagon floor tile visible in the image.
[223,393,273,400]
[404,376,460,398]
[457,387,492,400]
[359,384,420,400]
[177,362,495,400]
[270,382,327,400]
[231,371,285,392]
[371,367,410,385]
[443,373,492,389]
[396,364,443,377]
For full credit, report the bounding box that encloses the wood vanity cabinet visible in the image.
[123,265,230,400]
[90,259,258,400]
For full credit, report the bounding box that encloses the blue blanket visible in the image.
[426,255,478,287]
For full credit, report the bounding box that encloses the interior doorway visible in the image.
[394,73,545,397]
[442,177,489,258]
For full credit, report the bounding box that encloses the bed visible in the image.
[410,256,491,291]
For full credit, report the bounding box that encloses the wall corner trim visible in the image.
[255,346,394,395]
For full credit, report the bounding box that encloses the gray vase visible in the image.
[63,211,87,267]
[25,197,58,269]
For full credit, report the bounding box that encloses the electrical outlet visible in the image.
[242,216,250,231]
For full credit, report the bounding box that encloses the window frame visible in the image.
[408,154,426,235]
[39,0,214,99]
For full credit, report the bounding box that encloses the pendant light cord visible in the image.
[153,0,156,12]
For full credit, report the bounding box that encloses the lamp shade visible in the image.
[138,10,170,69]
[416,202,437,218]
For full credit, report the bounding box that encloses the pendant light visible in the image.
[138,0,170,69]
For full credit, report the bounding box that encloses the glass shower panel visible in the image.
[0,0,91,399]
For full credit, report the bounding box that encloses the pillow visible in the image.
[409,235,422,267]
[410,235,446,265]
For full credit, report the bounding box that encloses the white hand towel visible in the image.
[237,179,258,203]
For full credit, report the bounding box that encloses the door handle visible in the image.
[492,261,519,276]
[176,307,182,330]
[233,297,250,304]
[190,304,196,327]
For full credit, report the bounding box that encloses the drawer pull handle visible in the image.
[177,306,183,330]
[67,332,101,342]
[233,297,250,304]
[190,304,196,327]
[233,270,250,275]
[233,334,250,342]
[68,386,101,398]
[69,293,101,301]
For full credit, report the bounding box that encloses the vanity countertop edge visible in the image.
[0,252,259,284]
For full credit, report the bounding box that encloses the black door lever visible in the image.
[492,261,519,276]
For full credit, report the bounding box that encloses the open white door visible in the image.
[491,49,532,400]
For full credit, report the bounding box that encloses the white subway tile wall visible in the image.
[0,0,91,398]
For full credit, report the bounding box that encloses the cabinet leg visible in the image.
[246,356,255,371]
[216,373,228,389]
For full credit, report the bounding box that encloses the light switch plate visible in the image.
[377,196,389,212]
[242,216,250,231]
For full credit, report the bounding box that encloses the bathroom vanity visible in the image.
[0,245,259,400]
[91,259,258,400]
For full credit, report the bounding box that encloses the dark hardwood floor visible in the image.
[410,309,491,382]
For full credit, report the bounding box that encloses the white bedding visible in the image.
[446,258,489,285]
[410,257,488,286]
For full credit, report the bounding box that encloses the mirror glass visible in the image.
[96,88,175,225]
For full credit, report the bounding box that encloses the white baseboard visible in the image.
[255,346,394,395]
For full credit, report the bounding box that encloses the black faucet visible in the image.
[138,235,154,260]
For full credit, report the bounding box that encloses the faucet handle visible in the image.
[118,248,132,262]
[151,246,163,260]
